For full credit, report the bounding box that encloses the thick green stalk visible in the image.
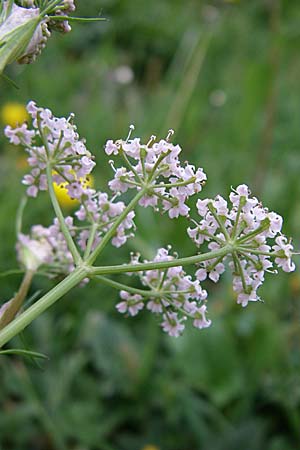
[86,189,146,265]
[0,266,87,349]
[0,244,233,348]
[90,245,232,276]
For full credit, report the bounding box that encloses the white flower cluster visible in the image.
[188,184,295,307]
[105,134,207,218]
[116,248,211,337]
[75,191,136,249]
[4,101,296,337]
[5,101,95,197]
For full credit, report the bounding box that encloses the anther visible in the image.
[166,129,175,142]
[126,124,135,143]
[109,160,116,172]
[67,112,75,123]
[147,135,157,147]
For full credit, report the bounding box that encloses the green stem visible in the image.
[47,15,106,22]
[238,247,276,258]
[90,245,232,276]
[198,229,225,246]
[93,275,191,298]
[86,189,146,265]
[16,196,27,236]
[237,223,270,245]
[207,203,231,241]
[230,197,244,239]
[157,177,196,189]
[148,151,171,183]
[121,178,141,188]
[120,149,143,183]
[46,165,82,265]
[93,275,159,297]
[83,223,98,260]
[238,250,262,269]
[41,0,62,16]
[153,190,176,205]
[0,266,87,349]
[233,252,248,292]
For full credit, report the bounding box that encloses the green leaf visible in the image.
[47,15,107,23]
[0,348,49,359]
[0,16,41,75]
[0,71,19,88]
[0,269,24,278]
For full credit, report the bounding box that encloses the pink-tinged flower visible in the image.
[17,233,53,271]
[6,102,95,198]
[108,167,135,193]
[16,218,75,276]
[122,138,141,159]
[189,185,295,307]
[74,189,136,251]
[163,189,190,219]
[161,312,185,337]
[105,140,119,156]
[105,134,206,217]
[193,305,211,329]
[273,235,295,272]
[116,247,210,336]
[116,291,144,316]
[147,299,163,313]
[5,124,35,146]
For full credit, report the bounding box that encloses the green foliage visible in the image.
[0,0,300,449]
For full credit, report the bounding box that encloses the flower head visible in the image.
[105,131,207,219]
[188,185,296,307]
[116,247,210,337]
[5,102,95,198]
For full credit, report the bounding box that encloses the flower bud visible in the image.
[0,2,48,68]
[16,234,52,271]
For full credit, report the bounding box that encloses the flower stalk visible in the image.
[0,266,88,348]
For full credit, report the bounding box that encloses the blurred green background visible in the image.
[1,0,300,449]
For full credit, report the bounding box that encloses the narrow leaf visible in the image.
[0,71,19,88]
[0,348,49,359]
[47,15,107,23]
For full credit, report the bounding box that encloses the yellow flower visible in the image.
[1,102,29,127]
[141,446,160,450]
[53,174,94,209]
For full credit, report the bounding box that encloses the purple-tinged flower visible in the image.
[189,184,296,307]
[273,235,295,272]
[5,102,95,198]
[116,291,144,316]
[105,133,206,217]
[193,305,211,329]
[161,312,186,337]
[116,247,211,336]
